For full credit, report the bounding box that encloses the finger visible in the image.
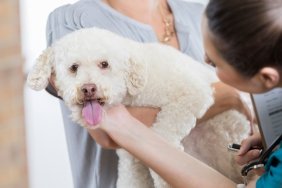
[238,135,262,155]
[235,149,261,165]
[254,167,265,176]
[237,139,252,155]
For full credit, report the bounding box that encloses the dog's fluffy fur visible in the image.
[27,28,250,187]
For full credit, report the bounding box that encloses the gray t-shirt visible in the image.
[46,0,205,187]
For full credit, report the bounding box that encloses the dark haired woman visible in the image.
[98,0,282,187]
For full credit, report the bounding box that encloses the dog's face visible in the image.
[27,28,147,128]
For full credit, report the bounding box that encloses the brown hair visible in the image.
[206,0,282,77]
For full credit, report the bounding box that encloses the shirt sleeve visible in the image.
[45,3,84,97]
[46,5,79,99]
[256,147,282,188]
[46,4,80,46]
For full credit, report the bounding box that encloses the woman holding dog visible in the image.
[98,0,282,187]
[47,0,254,187]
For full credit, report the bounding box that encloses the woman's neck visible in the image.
[103,0,168,24]
[102,0,179,49]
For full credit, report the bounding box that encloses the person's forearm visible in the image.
[104,119,236,188]
[126,106,159,127]
[88,129,119,149]
[197,99,233,124]
[197,81,250,124]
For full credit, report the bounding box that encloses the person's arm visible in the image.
[99,105,237,188]
[126,81,253,129]
[197,81,253,124]
[125,81,253,127]
[87,106,159,149]
[87,82,252,148]
[256,147,282,188]
[238,134,282,188]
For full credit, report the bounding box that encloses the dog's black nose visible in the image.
[81,83,96,97]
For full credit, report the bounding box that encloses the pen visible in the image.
[227,143,262,152]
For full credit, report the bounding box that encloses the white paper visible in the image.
[252,88,282,148]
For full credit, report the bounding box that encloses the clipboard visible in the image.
[251,88,282,149]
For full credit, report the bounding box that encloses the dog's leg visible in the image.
[116,149,154,188]
[148,101,198,188]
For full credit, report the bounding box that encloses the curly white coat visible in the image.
[27,28,250,187]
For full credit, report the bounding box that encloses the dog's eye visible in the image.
[69,64,79,73]
[99,61,109,69]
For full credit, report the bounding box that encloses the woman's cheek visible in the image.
[216,69,236,86]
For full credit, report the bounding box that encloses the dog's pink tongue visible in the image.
[82,101,103,126]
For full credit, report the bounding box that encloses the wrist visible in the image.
[102,115,143,146]
[87,128,119,149]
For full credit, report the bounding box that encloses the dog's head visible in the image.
[27,28,147,128]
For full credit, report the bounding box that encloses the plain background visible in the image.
[21,0,208,187]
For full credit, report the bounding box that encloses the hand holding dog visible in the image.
[97,105,148,149]
[88,106,159,149]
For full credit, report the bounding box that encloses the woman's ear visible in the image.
[257,67,280,90]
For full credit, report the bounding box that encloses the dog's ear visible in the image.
[26,47,54,91]
[126,56,147,96]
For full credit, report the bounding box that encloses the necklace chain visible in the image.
[104,0,175,43]
[159,4,175,43]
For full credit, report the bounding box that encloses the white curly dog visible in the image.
[27,28,251,187]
